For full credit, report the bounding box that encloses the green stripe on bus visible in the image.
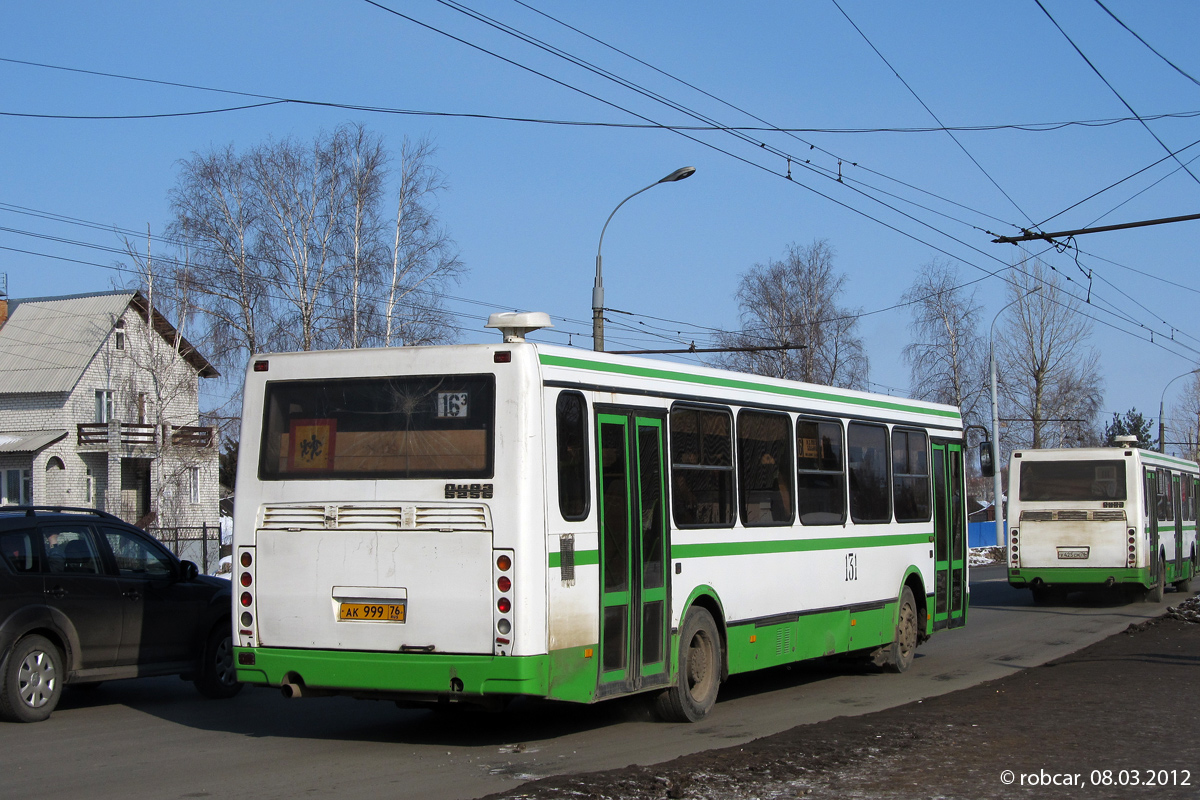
[548,549,600,569]
[1139,451,1199,470]
[671,531,932,559]
[538,353,960,419]
[547,532,931,567]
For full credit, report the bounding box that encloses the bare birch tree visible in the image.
[714,240,868,389]
[1168,370,1200,461]
[901,260,986,426]
[119,230,213,529]
[383,137,463,346]
[156,125,464,446]
[996,260,1103,449]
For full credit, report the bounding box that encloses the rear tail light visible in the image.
[493,549,514,656]
[236,547,257,648]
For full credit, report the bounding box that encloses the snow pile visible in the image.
[969,546,1004,566]
[1165,594,1200,624]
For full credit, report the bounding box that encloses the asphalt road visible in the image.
[3,565,1190,800]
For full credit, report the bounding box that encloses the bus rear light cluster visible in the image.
[1127,529,1137,567]
[236,547,257,644]
[1010,529,1019,566]
[493,549,514,656]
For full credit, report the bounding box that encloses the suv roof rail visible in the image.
[0,505,122,521]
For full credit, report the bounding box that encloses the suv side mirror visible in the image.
[979,442,995,478]
[179,560,199,582]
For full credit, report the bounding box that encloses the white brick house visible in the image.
[0,291,220,531]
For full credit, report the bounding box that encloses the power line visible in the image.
[1034,0,1200,190]
[829,0,1034,226]
[6,55,1199,134]
[1092,0,1200,90]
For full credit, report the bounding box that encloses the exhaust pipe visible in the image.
[281,682,303,699]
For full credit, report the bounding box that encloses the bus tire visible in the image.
[1146,559,1165,604]
[653,607,721,722]
[0,635,63,723]
[194,624,243,700]
[1031,585,1053,605]
[882,587,918,674]
[1173,575,1192,593]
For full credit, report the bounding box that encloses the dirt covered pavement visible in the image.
[483,600,1200,800]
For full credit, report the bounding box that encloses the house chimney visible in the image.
[0,299,7,330]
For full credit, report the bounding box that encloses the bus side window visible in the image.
[556,392,590,521]
[737,410,793,526]
[670,406,734,528]
[892,429,931,523]
[847,422,891,524]
[796,418,846,526]
[1158,469,1174,522]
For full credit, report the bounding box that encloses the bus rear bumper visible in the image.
[234,647,550,700]
[1008,567,1149,587]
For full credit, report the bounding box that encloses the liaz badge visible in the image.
[288,418,336,471]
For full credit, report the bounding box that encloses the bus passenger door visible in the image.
[1173,474,1184,579]
[948,444,967,626]
[595,410,670,696]
[931,441,966,628]
[1144,469,1161,584]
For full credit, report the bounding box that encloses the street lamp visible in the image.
[989,285,1040,547]
[593,166,696,352]
[1158,368,1200,453]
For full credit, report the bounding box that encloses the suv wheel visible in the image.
[194,624,243,699]
[1,635,64,723]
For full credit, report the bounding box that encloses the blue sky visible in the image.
[4,1,1200,435]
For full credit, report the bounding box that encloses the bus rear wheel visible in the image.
[653,607,721,722]
[880,587,918,673]
[1146,558,1166,603]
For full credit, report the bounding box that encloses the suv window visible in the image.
[0,528,40,573]
[103,527,173,578]
[43,526,104,575]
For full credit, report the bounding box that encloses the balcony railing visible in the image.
[76,422,214,448]
[171,425,214,448]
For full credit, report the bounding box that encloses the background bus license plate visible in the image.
[340,602,406,621]
[1057,548,1089,559]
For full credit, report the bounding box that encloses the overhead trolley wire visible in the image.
[1034,0,1200,190]
[829,0,1036,227]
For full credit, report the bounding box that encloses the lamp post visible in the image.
[593,166,696,352]
[990,285,1039,547]
[1158,369,1200,453]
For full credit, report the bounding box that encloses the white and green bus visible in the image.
[1006,442,1198,603]
[231,313,968,721]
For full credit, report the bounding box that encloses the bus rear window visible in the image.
[258,375,495,480]
[1019,460,1126,502]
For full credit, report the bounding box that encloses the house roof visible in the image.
[0,291,218,395]
[0,430,69,453]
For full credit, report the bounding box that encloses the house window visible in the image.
[189,467,200,505]
[96,390,114,423]
[86,467,94,504]
[2,469,30,505]
[114,322,125,350]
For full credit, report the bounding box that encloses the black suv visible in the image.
[0,506,240,722]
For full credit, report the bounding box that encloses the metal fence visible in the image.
[149,524,227,574]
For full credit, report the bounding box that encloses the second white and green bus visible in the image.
[1007,442,1198,603]
[230,312,969,720]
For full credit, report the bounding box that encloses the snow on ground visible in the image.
[968,546,1004,567]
